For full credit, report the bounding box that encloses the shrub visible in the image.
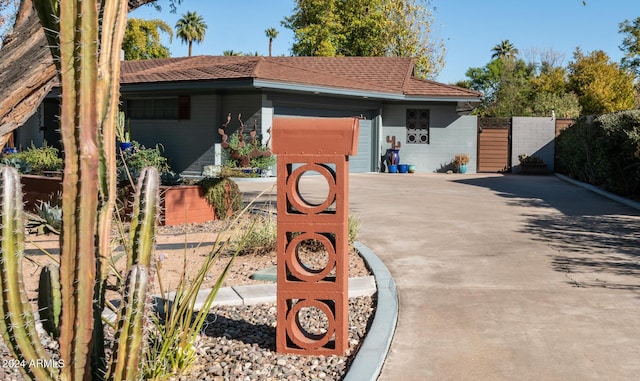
[249,154,276,172]
[199,177,242,219]
[118,141,170,177]
[225,130,274,171]
[556,110,640,197]
[227,132,254,162]
[518,154,544,164]
[348,214,361,245]
[4,142,62,173]
[286,214,361,250]
[234,213,277,256]
[116,141,172,188]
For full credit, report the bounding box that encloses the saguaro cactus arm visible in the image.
[0,166,57,381]
[128,167,160,269]
[93,1,129,377]
[106,264,149,381]
[37,263,62,340]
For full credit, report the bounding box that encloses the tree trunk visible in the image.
[0,0,157,139]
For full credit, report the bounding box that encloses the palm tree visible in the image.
[175,11,207,57]
[491,40,519,60]
[265,27,278,57]
[223,50,242,56]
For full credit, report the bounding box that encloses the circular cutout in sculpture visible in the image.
[288,299,335,350]
[287,163,336,214]
[286,232,336,282]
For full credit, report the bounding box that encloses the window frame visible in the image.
[125,96,190,121]
[405,108,430,145]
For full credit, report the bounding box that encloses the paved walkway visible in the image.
[238,173,640,380]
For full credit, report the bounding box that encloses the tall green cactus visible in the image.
[0,167,58,381]
[106,264,149,381]
[37,263,62,340]
[0,165,159,381]
[0,1,155,381]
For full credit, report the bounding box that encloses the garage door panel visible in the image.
[349,119,373,173]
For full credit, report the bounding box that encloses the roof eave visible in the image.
[253,79,482,103]
[119,78,254,93]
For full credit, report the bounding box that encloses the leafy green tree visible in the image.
[527,56,581,118]
[465,58,505,97]
[123,18,173,60]
[530,92,581,118]
[530,66,568,94]
[467,39,563,117]
[619,17,640,79]
[491,39,519,60]
[265,27,278,56]
[175,10,207,57]
[484,59,535,117]
[568,49,636,114]
[465,58,533,115]
[384,0,444,78]
[282,0,445,79]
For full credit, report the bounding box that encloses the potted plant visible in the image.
[385,135,401,173]
[116,111,132,152]
[453,153,470,174]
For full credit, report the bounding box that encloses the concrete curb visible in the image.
[555,173,640,211]
[208,276,377,306]
[344,242,398,381]
[229,176,277,183]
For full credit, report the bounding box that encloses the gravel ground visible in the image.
[1,221,377,381]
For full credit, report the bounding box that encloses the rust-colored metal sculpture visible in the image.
[219,113,272,167]
[272,117,359,355]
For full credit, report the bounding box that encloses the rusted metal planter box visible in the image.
[20,174,62,212]
[19,175,217,226]
[160,185,216,226]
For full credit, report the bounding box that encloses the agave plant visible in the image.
[2,156,33,174]
[32,200,62,234]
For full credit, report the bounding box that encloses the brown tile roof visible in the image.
[120,56,481,99]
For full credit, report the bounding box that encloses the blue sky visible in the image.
[130,0,640,84]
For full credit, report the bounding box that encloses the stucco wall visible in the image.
[381,104,477,173]
[131,94,220,174]
[511,116,555,173]
[129,92,263,174]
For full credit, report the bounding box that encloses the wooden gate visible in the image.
[477,117,511,172]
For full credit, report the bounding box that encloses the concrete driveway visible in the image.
[238,173,640,380]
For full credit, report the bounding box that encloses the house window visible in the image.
[126,97,182,120]
[406,109,430,144]
[178,96,191,120]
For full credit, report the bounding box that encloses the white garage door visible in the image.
[349,119,373,173]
